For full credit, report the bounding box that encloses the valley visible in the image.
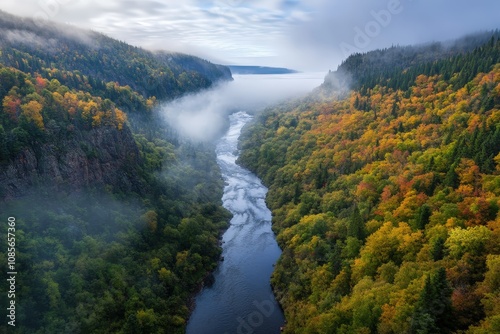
[0,5,499,334]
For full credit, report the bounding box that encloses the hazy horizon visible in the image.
[0,1,499,72]
[159,72,326,142]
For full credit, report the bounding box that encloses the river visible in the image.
[186,111,285,334]
[184,72,325,334]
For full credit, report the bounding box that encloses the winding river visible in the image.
[186,111,285,334]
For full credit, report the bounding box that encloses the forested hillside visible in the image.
[321,31,500,94]
[0,12,232,334]
[0,10,232,104]
[239,33,500,333]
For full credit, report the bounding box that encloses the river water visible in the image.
[186,111,285,334]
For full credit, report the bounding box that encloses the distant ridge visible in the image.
[228,65,299,75]
[0,9,233,101]
[320,30,500,93]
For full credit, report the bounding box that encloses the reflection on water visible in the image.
[186,112,285,334]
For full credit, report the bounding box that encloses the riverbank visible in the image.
[186,111,285,334]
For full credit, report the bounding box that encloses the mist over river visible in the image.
[185,73,324,334]
[187,111,283,333]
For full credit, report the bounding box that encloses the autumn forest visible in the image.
[239,32,500,333]
[0,6,500,334]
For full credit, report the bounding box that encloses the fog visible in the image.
[159,72,325,142]
[0,10,98,50]
[3,29,57,49]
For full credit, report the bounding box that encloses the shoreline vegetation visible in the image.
[0,11,232,333]
[238,32,500,333]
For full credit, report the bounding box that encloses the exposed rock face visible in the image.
[0,125,144,200]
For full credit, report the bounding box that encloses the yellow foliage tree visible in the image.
[21,100,44,129]
[114,108,127,130]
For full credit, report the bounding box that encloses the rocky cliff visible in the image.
[0,124,144,200]
[0,9,234,202]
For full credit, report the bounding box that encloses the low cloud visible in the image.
[3,29,57,50]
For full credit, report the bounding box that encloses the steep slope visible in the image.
[320,31,500,94]
[0,65,143,199]
[0,10,232,102]
[239,33,500,333]
[0,11,232,334]
[0,9,234,199]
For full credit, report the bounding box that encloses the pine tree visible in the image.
[411,268,454,333]
[416,204,432,230]
[347,205,364,240]
[431,237,445,261]
[444,162,459,188]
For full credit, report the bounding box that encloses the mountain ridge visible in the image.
[0,9,232,103]
[320,30,500,95]
[228,65,299,75]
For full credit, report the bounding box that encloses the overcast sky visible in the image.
[0,0,499,71]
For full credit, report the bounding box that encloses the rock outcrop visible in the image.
[0,124,144,200]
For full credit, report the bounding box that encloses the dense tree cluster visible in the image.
[239,36,500,333]
[0,66,129,161]
[0,184,230,333]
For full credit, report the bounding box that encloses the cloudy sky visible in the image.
[0,0,499,70]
